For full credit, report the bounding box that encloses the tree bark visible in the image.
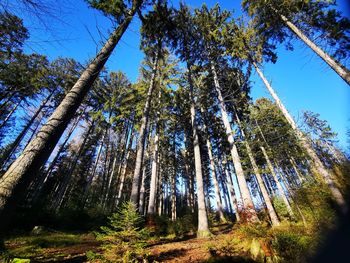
[253,62,348,214]
[130,48,160,206]
[210,63,258,222]
[234,113,279,226]
[290,157,304,184]
[278,13,350,86]
[116,131,134,206]
[224,162,240,222]
[0,91,54,169]
[0,99,21,130]
[260,146,294,218]
[188,63,210,237]
[201,109,226,223]
[0,1,142,227]
[147,127,159,215]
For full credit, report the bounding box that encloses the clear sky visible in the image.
[9,0,350,150]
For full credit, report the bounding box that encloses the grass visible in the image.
[1,231,98,262]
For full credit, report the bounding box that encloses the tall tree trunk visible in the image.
[210,63,258,222]
[234,112,279,226]
[201,112,226,223]
[1,91,55,169]
[0,1,142,226]
[289,157,304,184]
[277,13,350,86]
[157,158,163,216]
[188,63,210,237]
[0,99,21,130]
[171,132,177,221]
[260,146,294,218]
[55,123,94,210]
[184,132,195,213]
[253,62,348,214]
[139,162,147,215]
[86,129,106,193]
[147,126,159,215]
[130,46,160,206]
[44,114,85,183]
[116,131,135,206]
[224,161,240,222]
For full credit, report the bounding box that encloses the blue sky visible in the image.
[12,0,350,150]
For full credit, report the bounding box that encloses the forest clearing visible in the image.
[0,0,349,262]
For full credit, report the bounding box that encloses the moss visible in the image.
[11,259,31,263]
[197,230,212,238]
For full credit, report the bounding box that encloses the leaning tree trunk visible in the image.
[0,1,142,227]
[234,113,280,226]
[260,146,294,218]
[0,99,21,130]
[277,13,350,86]
[289,157,304,184]
[130,46,160,206]
[0,91,54,169]
[188,63,211,237]
[210,63,259,222]
[253,62,348,214]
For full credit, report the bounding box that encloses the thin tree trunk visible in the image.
[147,127,159,215]
[171,132,177,221]
[253,62,347,214]
[1,91,55,169]
[55,123,94,210]
[234,112,279,226]
[260,146,294,218]
[157,159,163,216]
[87,129,106,191]
[290,157,304,184]
[0,99,21,130]
[139,162,147,215]
[130,46,160,206]
[224,162,240,222]
[188,63,210,237]
[278,13,350,86]
[116,131,135,206]
[210,63,258,222]
[202,121,226,222]
[44,114,85,183]
[0,1,142,227]
[184,132,195,213]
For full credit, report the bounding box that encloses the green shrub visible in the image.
[272,197,290,220]
[240,223,269,239]
[271,231,312,262]
[96,202,149,262]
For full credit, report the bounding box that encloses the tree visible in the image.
[242,0,350,85]
[130,1,172,206]
[170,4,211,237]
[0,0,144,228]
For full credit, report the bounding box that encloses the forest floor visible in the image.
[1,223,259,262]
